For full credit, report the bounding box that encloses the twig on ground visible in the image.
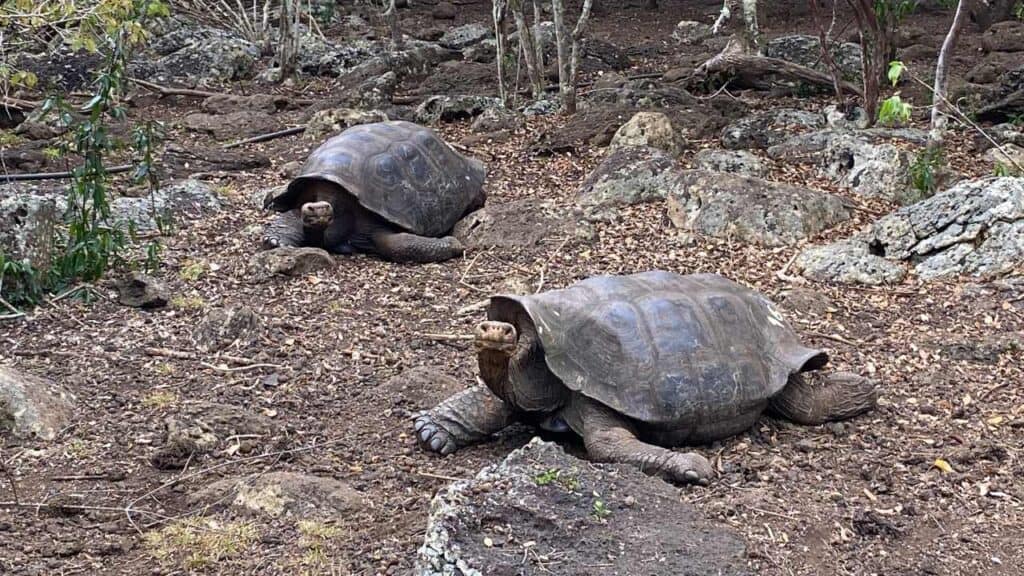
[0,165,133,183]
[414,332,474,342]
[199,361,282,373]
[807,331,863,347]
[457,299,490,315]
[222,126,307,149]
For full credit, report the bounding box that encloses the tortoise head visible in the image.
[300,201,334,230]
[474,321,518,356]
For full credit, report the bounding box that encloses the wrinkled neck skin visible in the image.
[478,317,566,413]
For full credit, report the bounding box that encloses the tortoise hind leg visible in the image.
[262,209,305,250]
[581,398,713,485]
[372,230,465,263]
[769,372,878,425]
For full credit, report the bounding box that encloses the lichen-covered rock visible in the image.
[0,365,76,441]
[721,109,823,150]
[453,198,569,249]
[115,273,169,309]
[0,186,60,271]
[610,111,681,154]
[439,23,492,50]
[305,108,389,140]
[189,472,362,519]
[666,170,850,246]
[865,177,1024,279]
[469,106,523,133]
[766,34,863,80]
[415,95,502,124]
[249,247,336,281]
[415,438,751,576]
[577,146,680,217]
[769,130,930,204]
[672,20,712,45]
[692,149,768,177]
[150,402,282,470]
[192,306,262,353]
[108,179,224,232]
[795,240,908,285]
[129,20,260,87]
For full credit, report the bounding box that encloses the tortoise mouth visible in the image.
[474,321,518,355]
[301,201,334,229]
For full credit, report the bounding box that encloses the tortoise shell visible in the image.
[487,271,828,424]
[268,121,487,237]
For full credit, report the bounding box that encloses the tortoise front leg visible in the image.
[372,230,465,263]
[581,398,714,485]
[261,209,305,250]
[414,384,516,455]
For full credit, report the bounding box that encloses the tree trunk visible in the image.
[847,0,884,126]
[532,0,544,78]
[384,0,404,49]
[929,0,968,150]
[566,0,594,114]
[510,0,544,97]
[712,0,760,53]
[550,0,572,110]
[808,0,848,104]
[277,0,301,80]
[492,0,512,106]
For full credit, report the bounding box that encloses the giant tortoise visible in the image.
[414,271,878,484]
[262,121,486,263]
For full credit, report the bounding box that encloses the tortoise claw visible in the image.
[413,412,459,456]
[667,452,714,486]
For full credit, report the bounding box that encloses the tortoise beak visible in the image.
[474,321,518,355]
[301,201,333,229]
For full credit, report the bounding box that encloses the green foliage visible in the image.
[1015,1,1024,21]
[887,60,905,87]
[873,0,920,24]
[0,0,169,309]
[0,251,46,306]
[910,147,944,197]
[591,498,611,520]
[533,467,581,491]
[878,94,912,126]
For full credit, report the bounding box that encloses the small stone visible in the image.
[672,20,712,45]
[432,1,456,20]
[249,247,336,281]
[115,273,169,308]
[610,111,680,154]
[0,365,76,441]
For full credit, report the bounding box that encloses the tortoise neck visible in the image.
[479,321,564,412]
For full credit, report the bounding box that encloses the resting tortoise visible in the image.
[262,121,486,263]
[414,271,878,484]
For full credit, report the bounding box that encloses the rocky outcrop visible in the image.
[721,109,824,150]
[610,111,681,154]
[0,366,76,441]
[577,146,679,216]
[795,240,908,285]
[765,35,863,80]
[416,438,751,576]
[692,149,768,177]
[666,170,850,246]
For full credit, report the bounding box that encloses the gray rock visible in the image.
[109,179,224,233]
[469,107,523,133]
[769,129,929,204]
[666,170,850,246]
[189,472,362,519]
[577,146,680,216]
[305,108,389,140]
[160,143,271,179]
[129,21,260,87]
[150,402,282,470]
[824,104,869,130]
[986,143,1024,174]
[795,240,907,285]
[672,20,712,45]
[464,38,497,63]
[249,247,336,281]
[610,111,681,154]
[721,109,824,150]
[522,98,559,116]
[766,34,863,80]
[692,149,768,177]
[453,198,569,249]
[865,177,1024,279]
[192,306,262,353]
[415,438,751,576]
[432,1,455,19]
[181,110,281,140]
[415,95,502,124]
[115,273,169,308]
[0,188,60,271]
[439,23,492,50]
[981,21,1024,53]
[0,365,75,441]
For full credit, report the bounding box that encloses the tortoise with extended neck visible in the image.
[414,271,878,484]
[262,121,486,263]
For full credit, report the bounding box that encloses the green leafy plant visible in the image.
[591,498,611,520]
[910,146,944,196]
[878,61,912,126]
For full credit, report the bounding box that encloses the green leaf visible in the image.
[887,61,905,87]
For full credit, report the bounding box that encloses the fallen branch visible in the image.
[222,126,306,149]
[1,164,133,183]
[1,96,39,111]
[807,330,863,347]
[129,78,224,99]
[143,347,273,367]
[695,38,862,97]
[199,361,281,373]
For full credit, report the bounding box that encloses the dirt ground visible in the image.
[2,1,1023,575]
